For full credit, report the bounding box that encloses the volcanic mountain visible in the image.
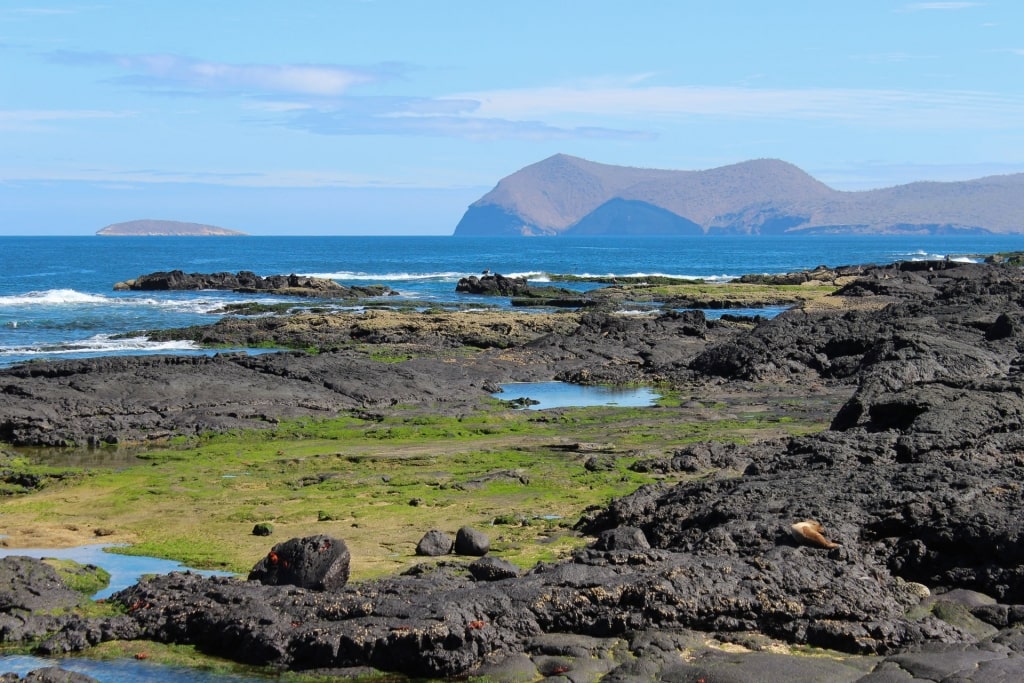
[453,154,1024,236]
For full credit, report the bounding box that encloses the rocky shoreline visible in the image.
[3,259,1024,680]
[112,269,397,299]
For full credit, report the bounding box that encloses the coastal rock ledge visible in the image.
[4,260,1024,680]
[113,270,396,299]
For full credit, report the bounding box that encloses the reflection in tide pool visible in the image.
[494,381,659,409]
[0,654,268,682]
[0,544,234,600]
[696,305,790,319]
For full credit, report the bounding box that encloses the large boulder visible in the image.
[456,273,533,296]
[468,556,520,581]
[248,535,350,591]
[415,530,454,556]
[454,526,490,556]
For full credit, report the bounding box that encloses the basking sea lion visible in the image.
[790,520,840,549]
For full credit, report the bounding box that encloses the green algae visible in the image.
[1,397,827,578]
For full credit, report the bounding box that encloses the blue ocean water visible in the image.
[1,234,1021,367]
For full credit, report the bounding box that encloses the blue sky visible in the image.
[2,1,1023,235]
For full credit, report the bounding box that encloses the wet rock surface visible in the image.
[4,260,1024,680]
[455,272,579,302]
[0,307,729,447]
[0,557,86,644]
[248,535,350,591]
[113,269,396,298]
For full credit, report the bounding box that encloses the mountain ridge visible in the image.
[454,154,1024,236]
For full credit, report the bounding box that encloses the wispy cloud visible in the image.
[849,52,939,64]
[899,2,983,10]
[48,51,399,97]
[444,84,1024,129]
[1,7,79,17]
[236,82,1024,140]
[816,159,1024,190]
[0,165,441,189]
[0,108,133,131]
[286,107,649,141]
[41,48,1024,141]
[272,92,650,141]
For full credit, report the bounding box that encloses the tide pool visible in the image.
[494,381,660,409]
[0,655,267,683]
[0,544,234,600]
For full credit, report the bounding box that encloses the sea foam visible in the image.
[0,289,110,306]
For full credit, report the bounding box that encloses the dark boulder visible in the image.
[591,526,650,551]
[248,535,350,591]
[455,272,578,301]
[415,529,454,556]
[456,273,533,296]
[468,556,520,581]
[454,526,490,556]
[251,523,273,537]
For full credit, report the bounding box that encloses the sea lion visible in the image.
[790,520,840,549]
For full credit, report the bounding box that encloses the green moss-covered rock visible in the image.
[42,558,111,596]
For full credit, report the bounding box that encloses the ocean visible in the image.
[2,234,1022,367]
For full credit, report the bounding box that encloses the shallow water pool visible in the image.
[493,381,660,409]
[0,544,234,600]
[0,654,268,682]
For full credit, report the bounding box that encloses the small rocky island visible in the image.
[97,219,246,236]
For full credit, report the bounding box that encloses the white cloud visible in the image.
[444,84,1024,129]
[50,51,392,97]
[119,56,379,96]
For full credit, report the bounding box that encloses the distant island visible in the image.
[454,154,1024,236]
[97,219,246,236]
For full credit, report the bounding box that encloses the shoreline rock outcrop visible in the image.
[113,270,396,299]
[4,259,1024,680]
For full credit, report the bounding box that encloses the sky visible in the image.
[2,1,1023,235]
